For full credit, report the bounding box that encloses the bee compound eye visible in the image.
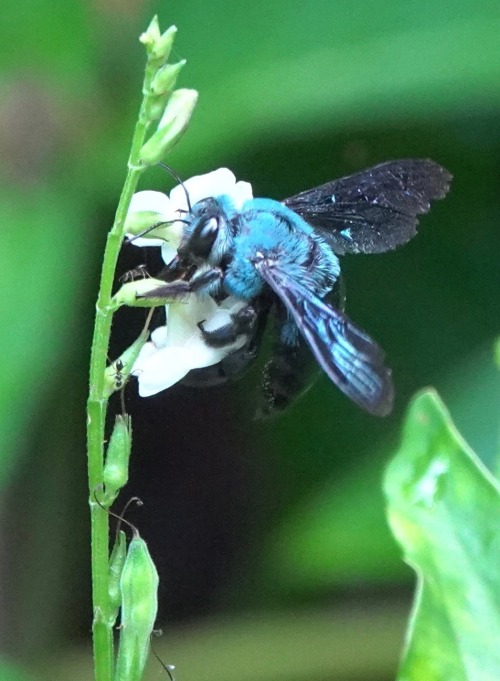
[190,217,219,258]
[200,217,218,239]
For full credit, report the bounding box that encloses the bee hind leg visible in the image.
[257,321,320,419]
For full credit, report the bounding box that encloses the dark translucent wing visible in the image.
[256,262,394,416]
[283,159,452,254]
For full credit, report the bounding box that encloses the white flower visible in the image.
[133,295,248,396]
[128,168,254,396]
[125,167,253,265]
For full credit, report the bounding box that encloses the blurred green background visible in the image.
[1,1,500,680]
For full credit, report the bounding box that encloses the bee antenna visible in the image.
[158,162,192,213]
[126,218,190,245]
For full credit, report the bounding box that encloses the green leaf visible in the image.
[384,389,500,680]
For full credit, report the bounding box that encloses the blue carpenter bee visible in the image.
[144,159,451,417]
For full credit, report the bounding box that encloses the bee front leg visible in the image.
[136,267,223,302]
[190,267,223,293]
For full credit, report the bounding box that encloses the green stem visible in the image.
[86,67,155,681]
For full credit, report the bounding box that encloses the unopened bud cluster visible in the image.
[138,16,197,165]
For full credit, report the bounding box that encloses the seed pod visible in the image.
[115,535,159,681]
[103,416,132,499]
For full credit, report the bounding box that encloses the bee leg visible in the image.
[257,320,319,419]
[183,294,272,388]
[119,263,149,284]
[181,344,258,388]
[198,304,258,348]
[136,267,223,302]
[189,267,223,293]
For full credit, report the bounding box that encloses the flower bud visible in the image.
[150,60,186,96]
[104,326,155,398]
[151,25,177,63]
[140,15,161,46]
[143,91,171,124]
[103,416,132,500]
[108,530,127,619]
[140,19,178,65]
[139,89,198,166]
[115,536,159,681]
[112,278,171,309]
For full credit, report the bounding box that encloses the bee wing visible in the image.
[255,262,394,416]
[283,159,451,255]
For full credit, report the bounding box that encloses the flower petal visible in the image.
[135,346,192,396]
[126,190,185,246]
[166,296,219,346]
[129,190,171,215]
[161,241,179,265]
[133,294,250,396]
[150,325,169,348]
[135,332,246,396]
[232,181,254,209]
[134,341,157,366]
[169,168,237,209]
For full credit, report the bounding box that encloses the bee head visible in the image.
[178,196,235,266]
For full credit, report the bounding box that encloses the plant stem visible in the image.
[86,69,154,681]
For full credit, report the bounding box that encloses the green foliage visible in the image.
[0,660,33,681]
[172,1,500,165]
[0,190,89,488]
[385,389,500,680]
[258,452,406,596]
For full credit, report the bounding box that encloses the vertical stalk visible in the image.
[86,70,154,681]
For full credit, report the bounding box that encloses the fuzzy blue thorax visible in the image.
[222,198,340,300]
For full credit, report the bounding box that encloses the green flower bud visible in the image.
[143,91,171,124]
[140,15,161,44]
[104,326,153,397]
[103,416,132,500]
[150,25,177,63]
[150,60,186,96]
[108,530,127,619]
[140,20,177,65]
[115,536,159,681]
[111,278,170,309]
[139,89,198,166]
